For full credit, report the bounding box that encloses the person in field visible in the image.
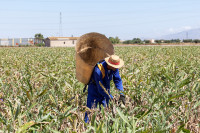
[84,55,125,123]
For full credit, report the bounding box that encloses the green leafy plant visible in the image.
[0,46,199,132]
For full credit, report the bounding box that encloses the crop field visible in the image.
[0,46,200,132]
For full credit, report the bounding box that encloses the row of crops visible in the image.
[0,46,200,132]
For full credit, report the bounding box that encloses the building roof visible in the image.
[47,37,79,40]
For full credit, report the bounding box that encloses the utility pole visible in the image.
[59,12,63,37]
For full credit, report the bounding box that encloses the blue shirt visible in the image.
[87,60,123,108]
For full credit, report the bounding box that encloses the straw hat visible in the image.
[105,55,124,69]
[75,32,114,84]
[76,32,114,65]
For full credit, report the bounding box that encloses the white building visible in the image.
[45,37,79,47]
[150,39,155,43]
[0,38,9,46]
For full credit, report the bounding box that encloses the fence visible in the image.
[0,38,43,46]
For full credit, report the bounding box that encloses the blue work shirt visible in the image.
[86,60,123,109]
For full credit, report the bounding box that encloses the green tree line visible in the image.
[108,36,200,44]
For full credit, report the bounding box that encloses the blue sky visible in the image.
[0,0,200,40]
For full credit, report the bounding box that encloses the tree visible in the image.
[193,39,200,43]
[170,39,181,43]
[123,40,131,44]
[123,38,142,44]
[34,33,44,39]
[109,37,115,44]
[155,40,162,43]
[183,39,193,43]
[109,36,120,44]
[144,40,150,44]
[34,33,45,47]
[164,40,170,43]
[132,38,142,44]
[114,36,120,44]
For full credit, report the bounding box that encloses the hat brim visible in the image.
[105,57,124,69]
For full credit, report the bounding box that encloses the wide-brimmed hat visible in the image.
[75,32,114,84]
[105,55,124,69]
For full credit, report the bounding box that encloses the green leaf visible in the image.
[48,128,61,133]
[37,113,53,122]
[176,123,185,133]
[16,121,36,133]
[8,100,14,117]
[26,78,33,95]
[0,112,7,125]
[182,128,191,133]
[178,78,191,88]
[138,108,152,120]
[37,88,48,98]
[64,107,77,118]
[14,103,21,120]
[116,107,130,126]
[96,121,104,133]
[26,91,32,102]
[193,101,200,109]
[164,73,174,83]
[49,95,56,104]
[91,112,97,127]
[168,92,185,102]
[21,103,38,118]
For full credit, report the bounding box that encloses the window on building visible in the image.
[64,42,65,44]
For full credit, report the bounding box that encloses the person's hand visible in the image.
[119,94,125,105]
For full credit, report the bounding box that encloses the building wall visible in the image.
[49,40,77,47]
[0,39,9,46]
[0,38,35,46]
[44,39,50,47]
[150,39,155,43]
[13,38,20,46]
